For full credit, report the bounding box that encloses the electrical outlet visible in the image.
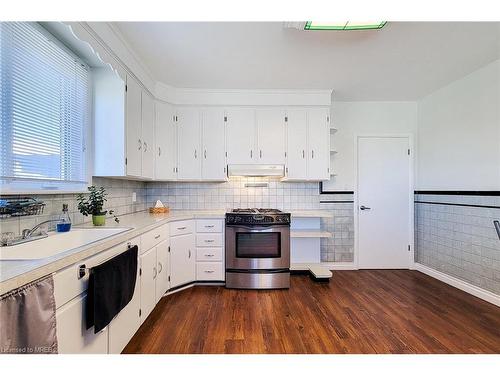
[132,192,137,203]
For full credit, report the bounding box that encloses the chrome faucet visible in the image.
[22,219,60,239]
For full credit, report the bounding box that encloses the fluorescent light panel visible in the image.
[304,21,387,30]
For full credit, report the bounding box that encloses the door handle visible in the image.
[158,147,161,156]
[494,220,500,240]
[153,267,157,279]
[260,150,262,158]
[158,262,163,274]
[188,249,191,258]
[204,150,207,159]
[250,150,253,158]
[302,150,305,158]
[194,149,197,159]
[138,139,142,150]
[311,150,314,158]
[143,142,147,152]
[360,205,371,211]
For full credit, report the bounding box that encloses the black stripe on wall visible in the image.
[415,201,500,209]
[320,200,354,204]
[415,190,500,196]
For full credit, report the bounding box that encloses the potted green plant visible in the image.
[77,186,119,226]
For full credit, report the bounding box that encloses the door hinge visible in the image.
[408,245,411,252]
[225,151,227,157]
[285,116,288,122]
[327,115,330,122]
[125,84,128,92]
[328,167,330,173]
[224,116,227,122]
[168,246,170,253]
[139,268,142,276]
[284,151,287,157]
[408,149,410,155]
[285,167,288,174]
[125,157,127,165]
[139,309,142,317]
[168,276,171,282]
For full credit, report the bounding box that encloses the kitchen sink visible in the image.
[0,227,132,261]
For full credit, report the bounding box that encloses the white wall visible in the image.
[323,102,417,191]
[417,59,500,190]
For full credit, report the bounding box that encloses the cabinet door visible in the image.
[156,240,170,303]
[307,108,330,180]
[141,91,155,179]
[170,234,195,288]
[256,109,286,164]
[125,76,142,178]
[155,101,177,180]
[177,108,201,180]
[285,109,308,179]
[225,108,255,164]
[108,255,140,354]
[139,247,157,323]
[56,293,108,354]
[202,108,226,180]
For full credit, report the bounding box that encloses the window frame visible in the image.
[0,22,92,195]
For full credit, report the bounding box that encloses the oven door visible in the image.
[225,224,290,270]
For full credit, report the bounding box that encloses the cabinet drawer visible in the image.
[53,238,140,309]
[196,247,223,262]
[141,223,169,254]
[196,262,224,281]
[196,219,223,233]
[196,233,223,247]
[170,220,195,236]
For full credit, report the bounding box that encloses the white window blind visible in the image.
[0,22,89,192]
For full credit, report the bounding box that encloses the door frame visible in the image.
[353,134,415,270]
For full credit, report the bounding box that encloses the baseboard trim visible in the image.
[414,263,500,307]
[323,262,358,270]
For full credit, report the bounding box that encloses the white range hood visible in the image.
[227,164,285,177]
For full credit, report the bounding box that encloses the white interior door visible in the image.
[357,136,412,269]
[202,108,226,180]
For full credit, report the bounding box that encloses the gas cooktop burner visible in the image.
[226,208,290,225]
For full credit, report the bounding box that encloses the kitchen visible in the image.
[0,1,499,372]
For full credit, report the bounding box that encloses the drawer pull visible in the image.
[205,225,214,228]
[204,254,215,257]
[177,226,187,230]
[205,239,215,243]
[204,270,215,273]
[154,234,161,239]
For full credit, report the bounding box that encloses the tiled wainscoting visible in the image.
[415,193,500,295]
[319,193,355,262]
[0,177,147,236]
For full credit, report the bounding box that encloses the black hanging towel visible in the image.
[86,245,138,333]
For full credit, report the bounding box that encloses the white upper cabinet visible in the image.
[285,109,308,179]
[307,108,330,180]
[256,109,286,164]
[141,91,155,179]
[155,101,177,180]
[201,108,227,180]
[177,107,202,180]
[225,108,256,164]
[125,76,143,178]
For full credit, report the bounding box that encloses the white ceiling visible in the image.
[114,22,500,101]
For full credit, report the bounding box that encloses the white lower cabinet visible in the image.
[170,232,196,288]
[156,240,170,303]
[56,293,108,354]
[139,247,157,324]
[195,219,225,282]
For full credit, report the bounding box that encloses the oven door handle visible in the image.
[228,225,289,231]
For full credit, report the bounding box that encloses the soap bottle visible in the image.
[56,204,72,232]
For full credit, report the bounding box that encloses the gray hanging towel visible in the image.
[86,245,138,333]
[0,275,58,354]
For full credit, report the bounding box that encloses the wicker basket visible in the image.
[149,206,170,214]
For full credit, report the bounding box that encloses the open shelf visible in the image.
[291,230,332,238]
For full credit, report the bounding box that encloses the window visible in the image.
[0,22,90,193]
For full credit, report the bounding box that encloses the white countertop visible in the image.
[0,210,225,294]
[0,209,330,294]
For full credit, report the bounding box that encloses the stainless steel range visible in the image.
[225,208,291,289]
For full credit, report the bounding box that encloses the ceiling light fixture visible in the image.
[304,21,387,30]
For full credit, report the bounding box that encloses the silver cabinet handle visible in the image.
[138,139,142,150]
[204,150,207,159]
[311,150,314,158]
[360,205,371,211]
[188,249,191,258]
[143,142,148,152]
[177,226,186,230]
[153,266,157,279]
[154,234,161,239]
[194,149,197,159]
[205,239,214,243]
[204,270,214,273]
[260,150,262,158]
[250,150,253,158]
[158,147,161,156]
[302,150,305,158]
[158,262,163,274]
[204,254,215,257]
[205,225,214,228]
[494,220,500,240]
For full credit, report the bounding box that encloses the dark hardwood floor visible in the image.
[123,270,500,354]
